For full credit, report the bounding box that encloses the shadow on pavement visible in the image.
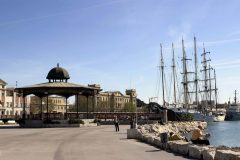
[0,126,20,129]
[145,149,162,152]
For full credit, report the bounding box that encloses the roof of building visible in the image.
[0,79,7,85]
[46,64,70,80]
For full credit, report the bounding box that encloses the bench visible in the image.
[7,120,16,124]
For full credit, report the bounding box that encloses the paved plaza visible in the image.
[0,125,190,160]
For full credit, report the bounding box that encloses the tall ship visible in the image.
[225,90,240,121]
[156,37,225,122]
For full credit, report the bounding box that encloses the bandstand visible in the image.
[15,64,101,121]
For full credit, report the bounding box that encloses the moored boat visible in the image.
[213,111,226,122]
[225,104,240,120]
[225,90,240,121]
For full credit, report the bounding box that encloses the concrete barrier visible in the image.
[126,123,240,160]
[127,129,139,139]
[146,136,155,145]
[153,137,162,148]
[168,141,190,156]
[215,150,240,160]
[202,147,216,160]
[189,145,209,159]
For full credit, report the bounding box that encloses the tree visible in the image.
[136,98,146,107]
[123,102,136,112]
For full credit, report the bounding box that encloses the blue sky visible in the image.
[1,0,240,104]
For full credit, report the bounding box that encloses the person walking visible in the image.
[114,115,119,132]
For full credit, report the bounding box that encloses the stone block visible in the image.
[177,141,190,156]
[153,137,162,148]
[127,129,139,139]
[168,141,179,153]
[189,145,208,159]
[142,134,150,143]
[215,150,240,160]
[202,147,216,160]
[146,136,155,145]
[168,141,190,156]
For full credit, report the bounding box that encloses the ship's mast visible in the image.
[194,36,199,108]
[214,69,218,110]
[208,64,213,111]
[234,90,237,104]
[182,39,190,110]
[160,43,165,107]
[172,43,177,107]
[201,47,211,113]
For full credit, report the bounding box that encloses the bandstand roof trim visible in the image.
[15,82,101,97]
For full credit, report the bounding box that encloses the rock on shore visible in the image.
[137,121,207,136]
[127,121,240,160]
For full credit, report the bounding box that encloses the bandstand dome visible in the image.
[47,63,70,82]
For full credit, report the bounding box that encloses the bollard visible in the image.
[160,132,168,143]
[163,109,168,123]
[160,132,168,150]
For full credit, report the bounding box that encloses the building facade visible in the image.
[0,79,30,116]
[76,84,137,112]
[30,96,68,114]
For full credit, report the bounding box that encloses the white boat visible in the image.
[213,111,226,122]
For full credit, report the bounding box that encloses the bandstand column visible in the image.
[76,94,79,119]
[22,93,26,121]
[92,94,96,112]
[40,97,43,120]
[46,94,49,120]
[87,95,89,119]
[65,96,68,119]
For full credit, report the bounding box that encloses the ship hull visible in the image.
[213,113,225,122]
[225,112,240,121]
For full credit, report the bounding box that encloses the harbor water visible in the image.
[207,121,240,147]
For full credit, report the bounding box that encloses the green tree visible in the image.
[123,102,136,112]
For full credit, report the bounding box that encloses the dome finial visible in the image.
[57,63,59,68]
